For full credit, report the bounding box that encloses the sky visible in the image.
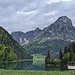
[0,0,75,33]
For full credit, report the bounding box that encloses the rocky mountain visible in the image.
[0,26,29,61]
[11,16,75,56]
[11,16,75,44]
[11,27,41,45]
[35,16,75,41]
[11,31,26,45]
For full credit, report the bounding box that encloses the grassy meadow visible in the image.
[0,70,74,75]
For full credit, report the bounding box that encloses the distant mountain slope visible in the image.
[11,27,41,45]
[0,26,29,61]
[11,16,75,44]
[23,39,69,56]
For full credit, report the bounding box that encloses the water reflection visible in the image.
[33,60,45,65]
[14,61,33,70]
[0,60,67,71]
[0,62,17,70]
[14,60,45,70]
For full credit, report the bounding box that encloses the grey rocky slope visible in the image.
[11,16,75,45]
[36,16,75,41]
[11,27,41,45]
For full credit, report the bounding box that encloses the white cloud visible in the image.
[46,0,72,4]
[0,0,74,33]
[17,10,37,15]
[44,11,57,16]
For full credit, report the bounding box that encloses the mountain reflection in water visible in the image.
[0,60,67,71]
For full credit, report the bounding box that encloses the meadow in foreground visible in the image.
[0,70,74,75]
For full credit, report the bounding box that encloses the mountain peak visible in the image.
[59,16,69,19]
[35,27,41,32]
[35,27,40,30]
[55,16,71,24]
[11,31,24,34]
[52,16,73,28]
[38,16,75,41]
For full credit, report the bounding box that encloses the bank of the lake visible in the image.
[0,70,74,75]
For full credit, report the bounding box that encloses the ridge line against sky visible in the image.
[0,0,75,33]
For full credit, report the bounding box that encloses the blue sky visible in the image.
[0,0,75,33]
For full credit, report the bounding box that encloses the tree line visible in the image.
[45,42,75,65]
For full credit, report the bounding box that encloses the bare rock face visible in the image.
[36,16,75,41]
[11,28,41,45]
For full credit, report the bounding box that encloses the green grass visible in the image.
[0,70,75,75]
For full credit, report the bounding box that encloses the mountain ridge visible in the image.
[11,16,75,45]
[11,16,75,56]
[36,16,75,41]
[11,27,42,45]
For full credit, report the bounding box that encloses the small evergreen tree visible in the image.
[64,46,68,54]
[59,49,62,60]
[59,49,63,66]
[45,50,50,64]
[47,50,50,58]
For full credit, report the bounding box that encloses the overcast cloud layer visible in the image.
[0,0,75,33]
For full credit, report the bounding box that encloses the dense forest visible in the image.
[45,42,75,65]
[62,42,75,65]
[23,39,69,56]
[0,26,29,62]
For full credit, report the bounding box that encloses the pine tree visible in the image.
[45,50,50,64]
[59,49,62,60]
[59,49,64,67]
[64,46,68,54]
[47,50,50,58]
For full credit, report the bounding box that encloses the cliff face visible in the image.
[11,27,41,45]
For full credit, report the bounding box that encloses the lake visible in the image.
[0,60,68,71]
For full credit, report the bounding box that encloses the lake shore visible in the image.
[0,69,74,75]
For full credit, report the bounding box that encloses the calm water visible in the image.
[0,60,68,71]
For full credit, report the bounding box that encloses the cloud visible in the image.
[0,0,74,33]
[17,10,37,15]
[46,0,72,4]
[44,11,58,16]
